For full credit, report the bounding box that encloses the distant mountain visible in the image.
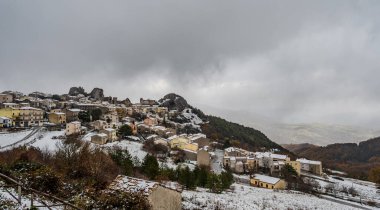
[282,143,318,154]
[260,123,380,146]
[195,106,380,146]
[287,137,380,179]
[159,94,291,154]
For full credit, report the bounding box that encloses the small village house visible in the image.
[108,175,182,210]
[93,120,111,130]
[65,121,81,136]
[64,108,81,122]
[197,148,211,167]
[0,107,20,126]
[48,112,66,125]
[250,174,286,190]
[0,116,12,128]
[100,128,117,142]
[296,158,323,176]
[0,93,13,103]
[144,116,158,126]
[91,133,108,145]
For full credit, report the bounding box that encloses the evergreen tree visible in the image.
[207,173,223,193]
[220,170,234,190]
[90,108,103,121]
[110,148,133,176]
[78,111,91,123]
[118,125,133,137]
[142,155,159,180]
[197,166,209,187]
[281,164,298,180]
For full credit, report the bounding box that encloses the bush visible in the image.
[118,125,133,137]
[95,191,150,210]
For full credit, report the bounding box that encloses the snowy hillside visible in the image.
[182,183,368,210]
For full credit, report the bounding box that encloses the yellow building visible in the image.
[17,107,44,127]
[183,143,198,152]
[250,174,286,190]
[1,107,45,127]
[285,160,301,176]
[0,107,20,125]
[169,136,190,149]
[48,112,66,125]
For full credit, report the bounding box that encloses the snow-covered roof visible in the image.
[68,108,81,112]
[104,128,116,132]
[95,133,108,137]
[296,158,321,165]
[108,175,158,196]
[254,152,288,160]
[253,174,281,185]
[19,107,42,110]
[68,121,81,125]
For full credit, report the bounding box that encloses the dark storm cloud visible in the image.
[0,0,380,127]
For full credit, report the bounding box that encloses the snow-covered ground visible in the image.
[30,130,65,152]
[0,129,64,152]
[182,183,371,210]
[310,174,380,202]
[0,130,32,147]
[101,140,148,161]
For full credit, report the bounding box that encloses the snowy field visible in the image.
[182,183,372,210]
[0,129,64,152]
[311,174,380,202]
[101,140,148,161]
[0,130,33,147]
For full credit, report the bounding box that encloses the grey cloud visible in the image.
[1,0,380,128]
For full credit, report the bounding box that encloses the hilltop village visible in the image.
[0,87,378,209]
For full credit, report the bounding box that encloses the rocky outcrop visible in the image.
[90,88,104,100]
[158,93,189,111]
[69,87,86,96]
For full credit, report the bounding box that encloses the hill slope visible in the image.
[159,93,291,154]
[288,137,380,179]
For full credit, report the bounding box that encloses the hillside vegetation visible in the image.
[202,116,291,155]
[289,137,380,180]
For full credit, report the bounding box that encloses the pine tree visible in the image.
[197,166,209,187]
[110,148,133,176]
[220,170,234,190]
[142,155,159,180]
[207,173,222,193]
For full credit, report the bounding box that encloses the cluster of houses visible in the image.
[222,147,323,190]
[1,89,326,195]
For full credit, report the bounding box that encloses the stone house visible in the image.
[91,133,108,145]
[48,112,66,125]
[0,116,12,128]
[64,108,81,122]
[197,148,211,167]
[65,121,81,136]
[100,128,117,142]
[250,174,286,190]
[296,158,323,176]
[0,93,13,103]
[108,175,182,210]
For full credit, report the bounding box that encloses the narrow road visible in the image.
[0,127,42,150]
[211,149,224,174]
[320,195,373,210]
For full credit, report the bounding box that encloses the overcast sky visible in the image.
[1,1,380,128]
